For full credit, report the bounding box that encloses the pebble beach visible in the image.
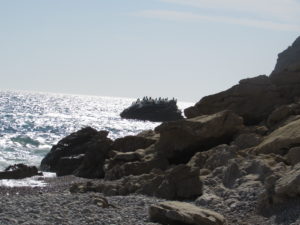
[0,175,161,225]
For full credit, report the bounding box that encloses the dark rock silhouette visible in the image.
[120,97,183,122]
[40,127,113,178]
[0,164,40,179]
[40,127,99,172]
[185,75,287,125]
[185,37,300,125]
[272,36,300,74]
[269,37,300,102]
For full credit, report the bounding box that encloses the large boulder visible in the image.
[253,116,300,155]
[40,127,100,172]
[184,75,287,125]
[0,164,40,179]
[155,110,243,164]
[40,127,113,178]
[120,98,183,122]
[149,201,227,225]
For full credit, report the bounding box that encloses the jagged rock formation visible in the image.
[120,97,183,122]
[40,127,113,178]
[185,38,300,125]
[40,36,300,224]
[185,75,287,125]
[272,36,300,74]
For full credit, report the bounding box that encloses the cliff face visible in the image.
[185,36,300,125]
[272,36,300,74]
[269,36,300,101]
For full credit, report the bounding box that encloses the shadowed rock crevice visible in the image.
[165,136,234,165]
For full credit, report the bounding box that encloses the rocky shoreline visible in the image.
[1,36,300,225]
[0,174,299,225]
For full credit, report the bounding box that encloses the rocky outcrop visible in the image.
[40,127,100,172]
[0,164,40,179]
[149,201,226,225]
[185,75,287,125]
[268,37,300,102]
[71,164,202,200]
[155,110,243,164]
[272,36,300,74]
[41,36,300,224]
[120,98,183,122]
[270,71,300,103]
[40,127,113,178]
[185,37,300,126]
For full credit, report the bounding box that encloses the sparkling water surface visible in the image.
[0,90,193,171]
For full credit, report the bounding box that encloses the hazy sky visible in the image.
[1,0,299,102]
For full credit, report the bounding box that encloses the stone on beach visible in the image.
[149,201,227,225]
[40,127,113,178]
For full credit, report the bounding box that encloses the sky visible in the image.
[0,0,299,102]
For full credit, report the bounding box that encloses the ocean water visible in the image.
[0,90,193,172]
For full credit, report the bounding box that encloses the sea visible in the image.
[0,90,193,187]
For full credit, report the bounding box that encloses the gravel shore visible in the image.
[0,176,161,225]
[0,175,299,225]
